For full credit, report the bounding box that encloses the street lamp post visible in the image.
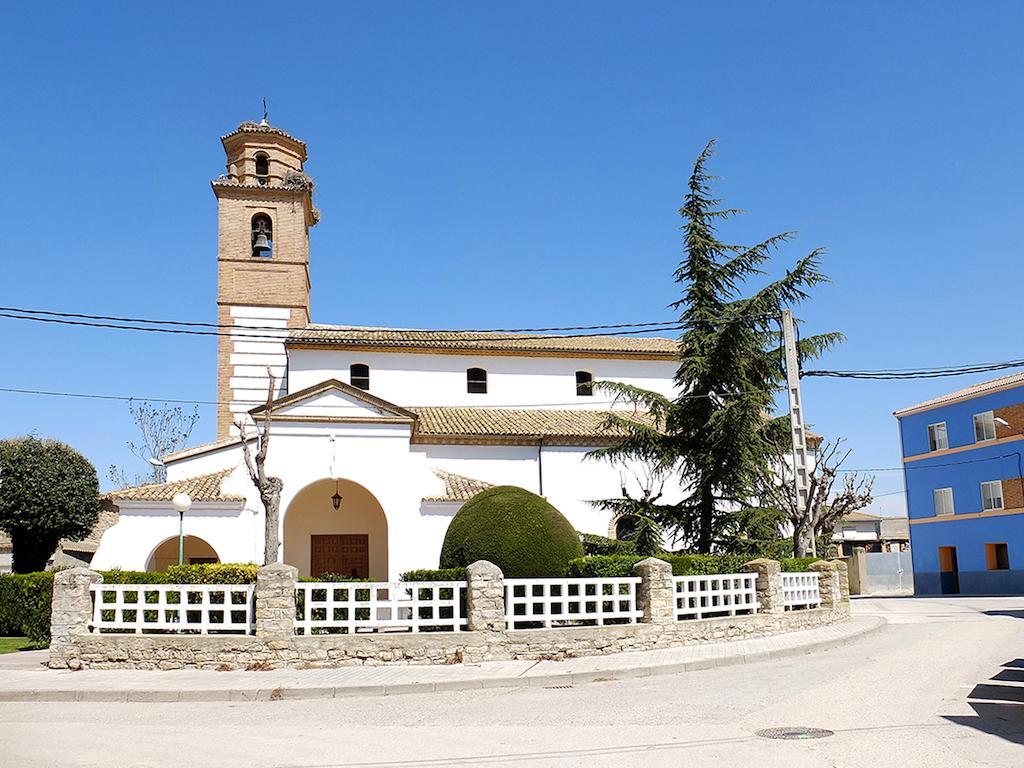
[172,492,193,566]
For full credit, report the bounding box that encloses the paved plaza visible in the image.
[1,597,1022,767]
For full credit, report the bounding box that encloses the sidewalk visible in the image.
[0,615,883,703]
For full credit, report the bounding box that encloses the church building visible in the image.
[90,121,682,580]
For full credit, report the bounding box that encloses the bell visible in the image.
[252,233,271,254]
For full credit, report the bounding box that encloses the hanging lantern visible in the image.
[331,479,343,511]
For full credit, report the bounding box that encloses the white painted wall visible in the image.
[287,348,679,408]
[226,306,290,434]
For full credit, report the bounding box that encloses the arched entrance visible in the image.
[613,514,639,541]
[147,535,220,571]
[283,479,389,580]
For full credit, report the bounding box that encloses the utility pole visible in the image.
[782,309,814,557]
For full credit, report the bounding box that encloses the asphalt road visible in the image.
[1,596,1022,768]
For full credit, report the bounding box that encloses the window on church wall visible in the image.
[251,214,273,258]
[467,367,487,394]
[576,371,594,396]
[255,153,269,185]
[350,363,370,391]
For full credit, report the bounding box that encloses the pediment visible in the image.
[250,379,417,423]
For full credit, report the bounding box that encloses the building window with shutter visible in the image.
[467,367,487,394]
[981,480,1004,511]
[576,371,594,396]
[933,487,954,517]
[974,411,997,442]
[927,422,948,451]
[350,363,370,391]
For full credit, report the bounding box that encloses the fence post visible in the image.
[743,558,783,615]
[810,559,848,614]
[466,560,505,631]
[633,557,674,625]
[255,562,297,638]
[48,567,102,669]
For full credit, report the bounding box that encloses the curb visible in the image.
[0,616,885,703]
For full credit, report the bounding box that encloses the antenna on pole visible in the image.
[261,98,269,126]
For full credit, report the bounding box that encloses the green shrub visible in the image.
[98,570,168,584]
[0,572,54,644]
[565,553,817,578]
[440,486,584,578]
[579,533,636,556]
[400,568,466,582]
[164,563,259,584]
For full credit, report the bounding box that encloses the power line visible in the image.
[837,451,1023,473]
[804,358,1024,380]
[0,385,762,408]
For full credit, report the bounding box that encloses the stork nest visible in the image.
[282,170,315,192]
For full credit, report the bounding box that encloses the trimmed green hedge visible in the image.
[440,486,584,578]
[400,568,466,582]
[0,572,53,643]
[566,554,819,578]
[579,533,637,556]
[0,564,264,645]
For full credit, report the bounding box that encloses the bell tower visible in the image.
[213,120,320,438]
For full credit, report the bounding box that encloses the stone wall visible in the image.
[50,558,851,670]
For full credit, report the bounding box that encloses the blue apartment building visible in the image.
[896,373,1024,595]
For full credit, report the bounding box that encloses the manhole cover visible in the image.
[756,727,834,740]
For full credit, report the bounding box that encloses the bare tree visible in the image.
[236,371,283,565]
[754,438,873,558]
[108,402,201,487]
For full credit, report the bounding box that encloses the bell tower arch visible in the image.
[212,120,320,438]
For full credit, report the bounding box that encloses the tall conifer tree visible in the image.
[593,141,840,552]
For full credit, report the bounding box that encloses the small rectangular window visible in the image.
[974,411,997,442]
[575,371,594,397]
[933,487,955,516]
[467,367,487,394]
[981,480,1004,511]
[986,543,1010,571]
[350,363,370,391]
[927,422,948,452]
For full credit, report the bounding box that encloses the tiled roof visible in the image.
[841,511,881,522]
[894,372,1024,416]
[409,407,647,444]
[106,469,244,503]
[288,325,678,358]
[220,120,305,148]
[423,469,493,502]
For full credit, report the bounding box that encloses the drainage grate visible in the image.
[756,727,834,740]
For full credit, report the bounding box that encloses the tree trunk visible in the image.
[792,519,815,558]
[262,477,283,565]
[696,487,715,553]
[10,529,58,573]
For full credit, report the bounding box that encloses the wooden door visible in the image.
[938,546,959,594]
[311,534,369,579]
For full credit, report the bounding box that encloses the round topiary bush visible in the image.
[439,486,584,577]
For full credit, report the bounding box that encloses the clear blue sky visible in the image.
[2,3,1022,513]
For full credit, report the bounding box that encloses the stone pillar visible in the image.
[844,546,868,595]
[48,567,102,669]
[466,560,505,631]
[633,557,674,625]
[810,559,849,615]
[834,558,851,604]
[255,562,297,638]
[743,558,783,615]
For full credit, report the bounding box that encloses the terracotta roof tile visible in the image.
[423,469,493,502]
[106,469,244,503]
[409,407,647,444]
[895,372,1024,416]
[288,325,678,358]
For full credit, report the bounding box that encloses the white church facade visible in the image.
[90,121,683,580]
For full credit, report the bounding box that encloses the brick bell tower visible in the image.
[212,119,320,438]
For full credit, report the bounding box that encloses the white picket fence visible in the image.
[294,581,466,634]
[90,584,255,634]
[781,572,822,610]
[504,577,642,629]
[673,573,759,620]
